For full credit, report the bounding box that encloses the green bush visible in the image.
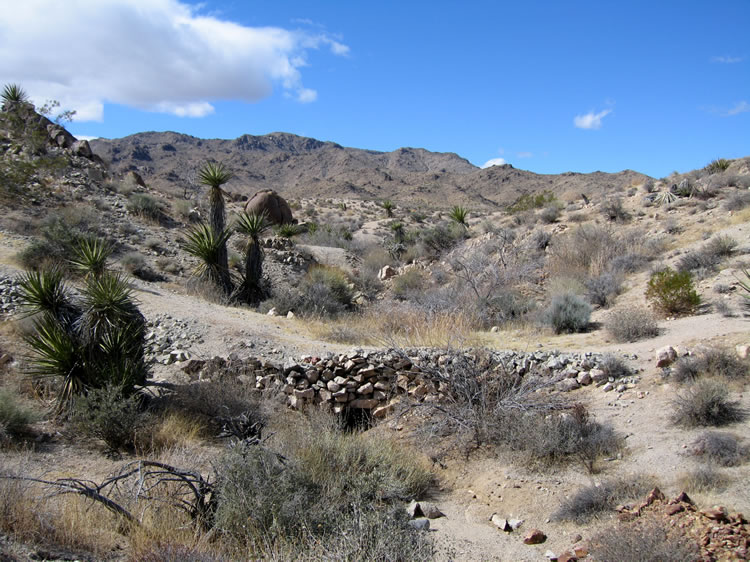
[72,384,146,453]
[646,268,700,315]
[128,193,165,223]
[543,292,591,333]
[507,191,557,213]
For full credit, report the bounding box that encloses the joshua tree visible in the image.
[234,211,270,304]
[199,162,233,295]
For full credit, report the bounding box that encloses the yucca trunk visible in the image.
[209,186,232,294]
[237,236,265,304]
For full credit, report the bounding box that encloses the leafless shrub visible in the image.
[672,347,748,383]
[671,379,745,427]
[677,465,729,493]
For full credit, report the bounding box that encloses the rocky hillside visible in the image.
[91,131,650,208]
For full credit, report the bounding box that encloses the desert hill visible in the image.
[91,131,649,207]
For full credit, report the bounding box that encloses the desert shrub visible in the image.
[704,235,738,258]
[599,354,633,379]
[672,347,748,383]
[724,191,750,211]
[72,384,147,453]
[677,465,729,493]
[121,251,146,274]
[601,197,630,222]
[590,518,700,562]
[671,379,745,427]
[213,413,433,554]
[300,223,354,249]
[128,193,165,223]
[391,269,425,300]
[543,292,591,333]
[417,222,467,256]
[274,223,300,238]
[606,307,659,342]
[482,291,535,327]
[295,266,354,317]
[549,225,632,281]
[678,236,737,274]
[646,268,700,315]
[585,272,622,307]
[155,257,181,275]
[508,191,557,213]
[529,228,552,251]
[689,431,747,467]
[553,475,657,523]
[0,388,38,443]
[538,204,561,224]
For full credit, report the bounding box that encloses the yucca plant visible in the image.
[382,200,394,218]
[69,237,113,279]
[449,205,469,227]
[737,269,750,301]
[274,222,300,238]
[1,83,29,108]
[235,211,270,304]
[198,161,233,294]
[183,222,232,289]
[17,269,76,327]
[20,248,148,411]
[653,189,678,206]
[705,158,731,174]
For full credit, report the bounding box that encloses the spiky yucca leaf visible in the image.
[199,161,232,189]
[78,273,141,345]
[235,211,269,239]
[24,314,84,409]
[449,205,469,227]
[737,269,750,300]
[1,83,29,106]
[183,223,232,284]
[653,190,678,206]
[69,237,113,278]
[92,323,148,389]
[17,269,73,322]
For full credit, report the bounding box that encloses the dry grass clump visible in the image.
[689,431,748,467]
[676,465,729,493]
[606,307,659,342]
[553,475,657,523]
[0,388,39,445]
[671,379,745,427]
[590,516,700,562]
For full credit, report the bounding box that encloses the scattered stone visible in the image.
[508,518,523,530]
[491,515,511,531]
[407,518,430,531]
[655,345,677,367]
[736,344,750,360]
[378,265,397,281]
[523,529,547,544]
[406,500,422,518]
[422,503,445,519]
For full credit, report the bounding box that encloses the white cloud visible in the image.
[712,55,743,64]
[517,151,532,158]
[73,135,100,141]
[0,0,348,121]
[481,158,506,168]
[726,101,750,116]
[573,109,612,130]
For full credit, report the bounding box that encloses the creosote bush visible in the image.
[543,292,591,333]
[606,307,659,342]
[671,347,748,383]
[72,384,147,453]
[646,268,700,315]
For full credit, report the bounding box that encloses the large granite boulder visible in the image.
[244,189,294,225]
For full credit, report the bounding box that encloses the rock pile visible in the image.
[0,276,23,315]
[178,348,637,415]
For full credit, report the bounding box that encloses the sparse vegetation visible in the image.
[705,158,731,174]
[507,191,556,213]
[689,431,747,467]
[381,199,394,217]
[606,307,659,342]
[646,268,700,315]
[553,475,656,523]
[0,388,38,444]
[677,465,729,493]
[127,193,165,223]
[72,384,146,453]
[671,346,748,383]
[590,518,700,562]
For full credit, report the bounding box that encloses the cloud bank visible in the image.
[712,55,743,64]
[726,101,749,116]
[0,0,348,121]
[481,157,507,168]
[574,109,612,130]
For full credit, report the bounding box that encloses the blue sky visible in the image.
[1,0,748,177]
